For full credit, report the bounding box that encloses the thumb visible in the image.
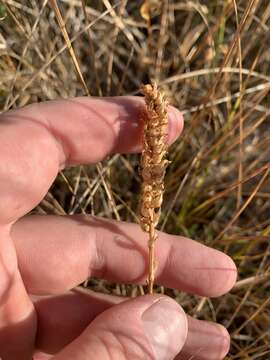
[52,295,188,360]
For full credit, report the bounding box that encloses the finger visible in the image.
[0,97,183,224]
[177,317,230,360]
[12,215,237,297]
[51,294,187,360]
[34,289,229,359]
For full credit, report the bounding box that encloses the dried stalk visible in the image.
[139,83,169,294]
[50,0,90,95]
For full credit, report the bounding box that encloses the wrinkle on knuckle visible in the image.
[161,240,176,278]
[90,226,107,279]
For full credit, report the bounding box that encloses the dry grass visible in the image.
[0,0,270,358]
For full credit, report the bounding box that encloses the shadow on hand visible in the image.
[0,308,36,360]
[33,288,123,354]
[75,215,149,284]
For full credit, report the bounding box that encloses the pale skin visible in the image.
[0,97,237,360]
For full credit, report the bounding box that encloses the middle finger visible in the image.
[12,215,237,297]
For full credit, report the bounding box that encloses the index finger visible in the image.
[0,97,183,224]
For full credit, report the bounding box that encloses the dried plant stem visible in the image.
[50,0,90,95]
[148,221,157,294]
[140,83,169,294]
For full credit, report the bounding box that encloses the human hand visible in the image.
[0,97,237,359]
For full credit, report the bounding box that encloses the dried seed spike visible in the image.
[139,82,169,294]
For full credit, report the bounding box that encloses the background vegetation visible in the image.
[0,0,270,358]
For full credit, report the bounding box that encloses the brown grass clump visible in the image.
[139,83,169,294]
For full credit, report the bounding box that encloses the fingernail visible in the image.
[142,298,187,360]
[185,318,230,360]
[215,323,230,359]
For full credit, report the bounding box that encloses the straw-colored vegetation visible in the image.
[140,82,169,294]
[0,0,270,358]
